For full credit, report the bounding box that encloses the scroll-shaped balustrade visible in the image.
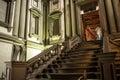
[26,44,61,79]
[5,44,62,80]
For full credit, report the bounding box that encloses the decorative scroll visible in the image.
[12,45,26,61]
[26,44,61,79]
[50,0,60,12]
[52,0,59,9]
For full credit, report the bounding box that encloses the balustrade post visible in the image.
[5,61,27,80]
[97,52,117,80]
[57,45,61,54]
[65,38,71,51]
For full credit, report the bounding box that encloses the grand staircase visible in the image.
[6,40,120,80]
[32,41,102,80]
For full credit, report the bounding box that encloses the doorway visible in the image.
[82,10,101,41]
[79,1,102,41]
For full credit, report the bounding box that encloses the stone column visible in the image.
[69,0,72,37]
[13,0,21,36]
[99,0,111,52]
[42,1,48,45]
[74,2,78,35]
[19,0,27,38]
[63,0,67,39]
[112,0,120,32]
[104,0,117,33]
[65,0,71,38]
[70,0,76,36]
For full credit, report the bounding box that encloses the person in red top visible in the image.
[85,26,96,41]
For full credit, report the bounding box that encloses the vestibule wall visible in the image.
[98,0,120,52]
[64,0,79,39]
[99,0,120,34]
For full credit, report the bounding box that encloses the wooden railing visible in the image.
[5,44,62,80]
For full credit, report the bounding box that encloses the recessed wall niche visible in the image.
[50,0,60,12]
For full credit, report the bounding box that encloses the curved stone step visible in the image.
[44,66,100,73]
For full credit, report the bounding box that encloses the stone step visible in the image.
[56,57,98,63]
[36,73,100,80]
[58,56,97,61]
[53,59,98,64]
[58,61,98,68]
[59,54,97,59]
[65,50,98,55]
[69,48,101,53]
[44,66,99,73]
[61,52,97,56]
[48,63,98,68]
[53,60,98,65]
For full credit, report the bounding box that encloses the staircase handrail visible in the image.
[26,44,62,79]
[27,44,57,66]
[5,44,61,80]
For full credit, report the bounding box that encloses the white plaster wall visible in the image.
[0,26,12,35]
[27,48,42,60]
[0,42,13,76]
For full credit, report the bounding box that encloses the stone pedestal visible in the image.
[97,52,117,80]
[6,61,27,80]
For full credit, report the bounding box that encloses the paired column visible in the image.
[70,0,76,36]
[13,0,21,36]
[13,0,27,38]
[112,0,120,32]
[19,0,27,38]
[65,0,72,38]
[99,0,111,52]
[104,0,117,33]
[43,1,49,45]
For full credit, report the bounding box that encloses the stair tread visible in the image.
[58,57,98,61]
[58,66,99,69]
[58,59,97,61]
[70,48,101,52]
[47,66,99,69]
[49,64,98,67]
[59,61,98,64]
[45,72,100,75]
[29,41,102,80]
[62,53,97,57]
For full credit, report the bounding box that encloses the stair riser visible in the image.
[60,54,97,59]
[48,75,81,80]
[57,62,98,68]
[57,59,98,63]
[56,68,98,73]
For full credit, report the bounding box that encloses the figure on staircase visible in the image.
[85,25,96,41]
[95,26,102,40]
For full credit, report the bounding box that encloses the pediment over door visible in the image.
[49,10,62,19]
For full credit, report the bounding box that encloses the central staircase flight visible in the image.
[31,41,102,80]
